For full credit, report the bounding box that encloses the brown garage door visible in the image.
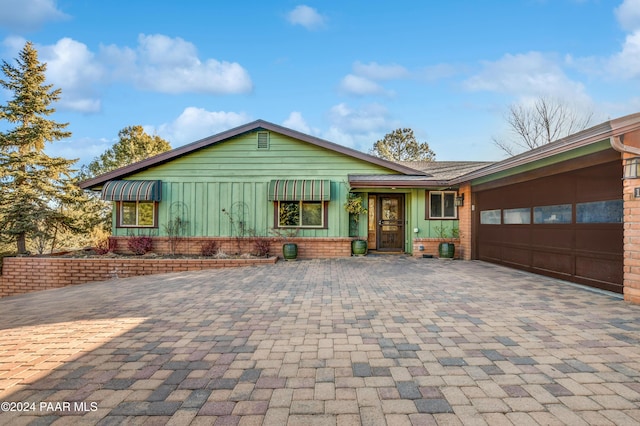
[474,157,623,293]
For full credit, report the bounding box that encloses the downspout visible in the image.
[610,135,640,155]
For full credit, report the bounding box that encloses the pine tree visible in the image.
[0,41,84,254]
[370,128,436,162]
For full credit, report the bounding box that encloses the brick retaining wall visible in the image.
[0,237,353,299]
[109,236,352,259]
[0,256,277,298]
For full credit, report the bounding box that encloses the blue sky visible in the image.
[1,0,640,168]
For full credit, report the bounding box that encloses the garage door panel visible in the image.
[478,243,501,262]
[532,250,574,275]
[576,255,623,288]
[501,245,531,268]
[531,228,574,249]
[575,227,623,253]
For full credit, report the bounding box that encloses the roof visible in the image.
[79,120,427,190]
[398,161,494,180]
[80,113,640,191]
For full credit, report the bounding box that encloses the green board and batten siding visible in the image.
[114,130,401,238]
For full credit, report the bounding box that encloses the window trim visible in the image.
[116,201,159,228]
[427,190,458,219]
[273,201,329,229]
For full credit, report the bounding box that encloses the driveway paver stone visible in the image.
[1,257,639,425]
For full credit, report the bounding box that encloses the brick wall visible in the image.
[0,237,352,299]
[109,236,352,259]
[0,256,277,299]
[412,238,462,259]
[457,182,472,260]
[623,153,640,304]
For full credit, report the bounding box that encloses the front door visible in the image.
[377,194,405,251]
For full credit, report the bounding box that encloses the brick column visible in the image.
[457,182,472,260]
[623,153,640,304]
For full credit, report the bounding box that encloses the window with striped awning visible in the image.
[268,180,331,201]
[101,180,162,201]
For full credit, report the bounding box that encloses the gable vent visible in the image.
[257,131,270,149]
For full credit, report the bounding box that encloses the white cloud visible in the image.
[615,0,640,32]
[156,107,251,146]
[608,30,640,79]
[352,62,409,80]
[339,74,388,96]
[339,61,453,97]
[0,0,68,32]
[40,38,106,113]
[124,34,253,95]
[287,5,326,30]
[464,52,590,104]
[1,34,253,112]
[323,103,398,151]
[283,112,311,134]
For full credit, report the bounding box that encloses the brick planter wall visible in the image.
[412,238,462,259]
[109,236,352,259]
[0,256,277,298]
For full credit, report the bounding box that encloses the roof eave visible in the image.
[79,120,427,190]
[449,114,640,185]
[348,178,454,189]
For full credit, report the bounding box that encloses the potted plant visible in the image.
[271,228,299,261]
[344,192,368,256]
[435,224,459,259]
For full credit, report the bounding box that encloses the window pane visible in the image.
[480,209,501,224]
[443,193,455,218]
[138,202,154,226]
[121,202,137,225]
[301,202,322,226]
[279,201,300,226]
[576,200,623,223]
[503,208,531,224]
[430,193,442,217]
[534,204,572,224]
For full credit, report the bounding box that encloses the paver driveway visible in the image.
[1,257,640,425]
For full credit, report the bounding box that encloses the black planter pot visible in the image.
[438,242,455,259]
[351,239,368,256]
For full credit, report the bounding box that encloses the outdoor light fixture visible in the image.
[455,193,464,207]
[624,157,640,179]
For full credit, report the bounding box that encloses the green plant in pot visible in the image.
[344,192,368,256]
[435,224,459,259]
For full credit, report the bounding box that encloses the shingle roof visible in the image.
[397,161,494,180]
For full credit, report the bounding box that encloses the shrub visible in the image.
[252,238,271,257]
[200,240,219,257]
[127,235,153,255]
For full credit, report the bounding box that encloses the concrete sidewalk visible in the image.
[0,257,639,425]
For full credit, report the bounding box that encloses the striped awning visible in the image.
[101,180,162,201]
[268,179,331,201]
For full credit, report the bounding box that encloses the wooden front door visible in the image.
[377,194,405,251]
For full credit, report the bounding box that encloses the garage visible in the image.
[473,149,623,293]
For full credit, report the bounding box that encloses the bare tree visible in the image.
[493,97,594,156]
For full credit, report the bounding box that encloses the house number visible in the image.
[635,187,640,198]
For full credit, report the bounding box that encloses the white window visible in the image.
[429,191,457,219]
[119,201,156,227]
